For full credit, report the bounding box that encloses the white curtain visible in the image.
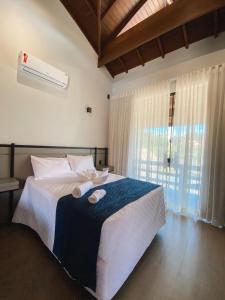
[166,66,225,226]
[109,81,170,177]
[127,82,170,186]
[200,65,225,227]
[108,95,133,175]
[166,69,209,217]
[109,65,225,227]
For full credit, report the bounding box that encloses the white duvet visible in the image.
[13,174,165,300]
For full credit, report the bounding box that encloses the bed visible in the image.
[13,172,165,300]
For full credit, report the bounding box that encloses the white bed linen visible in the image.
[13,174,165,300]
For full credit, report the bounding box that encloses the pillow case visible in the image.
[31,156,72,179]
[67,155,95,173]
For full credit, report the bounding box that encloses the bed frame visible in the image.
[0,143,108,180]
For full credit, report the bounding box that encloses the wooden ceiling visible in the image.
[119,0,170,35]
[60,0,225,77]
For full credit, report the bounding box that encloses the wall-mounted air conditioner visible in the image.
[18,51,69,89]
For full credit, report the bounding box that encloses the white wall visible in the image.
[112,33,225,95]
[2,0,225,147]
[0,0,112,147]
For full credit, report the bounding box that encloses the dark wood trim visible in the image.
[94,147,97,166]
[214,10,219,38]
[136,48,145,66]
[101,0,117,19]
[182,24,189,48]
[119,57,128,73]
[104,0,147,44]
[15,145,97,150]
[157,37,165,58]
[104,148,108,166]
[98,0,225,66]
[0,144,107,151]
[10,143,15,178]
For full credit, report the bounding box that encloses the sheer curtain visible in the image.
[108,94,133,175]
[166,70,209,217]
[200,65,225,227]
[109,65,225,227]
[127,81,170,185]
[166,66,225,226]
[109,81,170,179]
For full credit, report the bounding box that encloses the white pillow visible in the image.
[67,155,95,173]
[31,156,72,179]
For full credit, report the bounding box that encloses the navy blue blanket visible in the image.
[53,178,159,291]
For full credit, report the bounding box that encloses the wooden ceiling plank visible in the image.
[101,0,117,19]
[157,37,165,58]
[60,0,98,52]
[214,10,219,37]
[136,48,145,66]
[104,0,148,44]
[119,57,128,73]
[98,0,225,66]
[182,24,189,48]
[84,0,96,18]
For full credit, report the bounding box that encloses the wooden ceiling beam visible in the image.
[182,24,189,48]
[104,0,148,44]
[136,48,145,66]
[101,0,117,19]
[214,10,219,38]
[119,57,128,73]
[98,0,225,66]
[157,37,165,58]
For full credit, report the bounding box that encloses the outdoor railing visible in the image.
[135,160,201,195]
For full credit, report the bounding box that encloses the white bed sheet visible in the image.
[13,174,165,300]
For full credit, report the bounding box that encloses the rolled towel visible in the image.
[72,181,93,198]
[88,189,106,204]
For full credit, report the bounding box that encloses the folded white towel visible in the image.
[77,169,109,184]
[72,181,93,198]
[77,169,98,182]
[92,170,109,184]
[88,189,106,204]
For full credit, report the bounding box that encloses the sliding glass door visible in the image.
[127,82,170,188]
[110,65,225,226]
[128,71,208,218]
[166,71,208,217]
[166,123,206,216]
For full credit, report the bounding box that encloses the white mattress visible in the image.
[13,174,165,300]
